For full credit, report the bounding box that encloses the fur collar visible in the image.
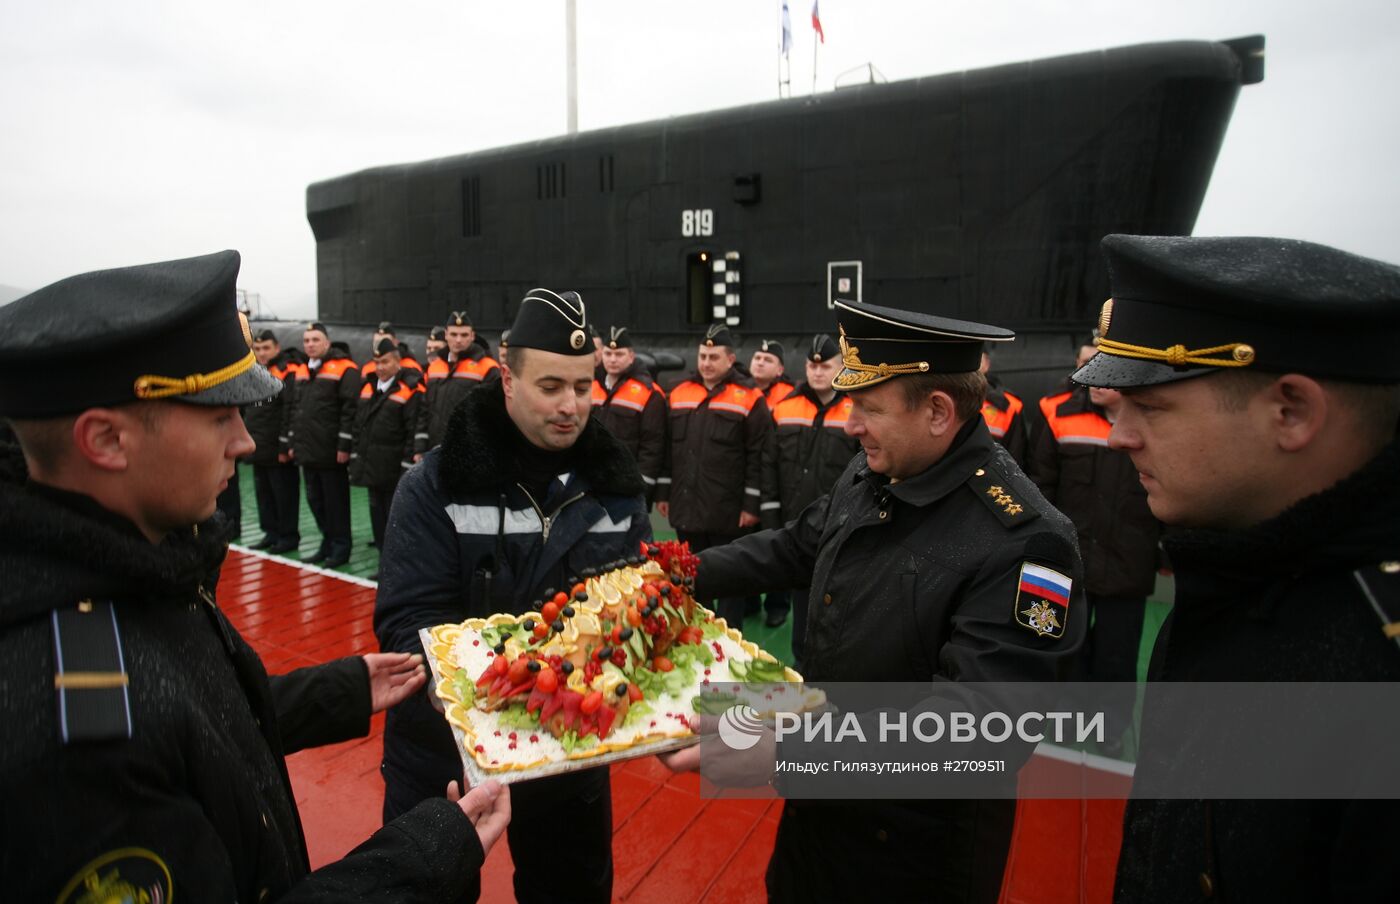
[0,442,231,626]
[438,380,645,498]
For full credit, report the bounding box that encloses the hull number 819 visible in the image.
[681,209,714,237]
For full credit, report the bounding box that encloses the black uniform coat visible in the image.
[1026,386,1161,598]
[759,382,860,530]
[699,417,1085,903]
[415,346,500,454]
[290,346,361,467]
[1115,440,1400,904]
[244,350,297,466]
[658,367,772,532]
[0,444,483,903]
[350,368,422,489]
[592,360,668,501]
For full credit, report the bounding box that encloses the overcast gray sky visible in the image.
[1,0,1396,316]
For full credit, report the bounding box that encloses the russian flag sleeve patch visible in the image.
[1014,562,1072,639]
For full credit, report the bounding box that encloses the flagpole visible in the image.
[777,1,782,99]
[812,29,818,95]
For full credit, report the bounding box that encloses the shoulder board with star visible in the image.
[967,463,1040,528]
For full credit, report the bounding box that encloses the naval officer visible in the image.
[665,299,1085,903]
[0,251,508,902]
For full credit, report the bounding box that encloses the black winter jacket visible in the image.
[375,380,652,789]
[0,443,483,903]
[244,350,297,466]
[290,347,361,467]
[350,369,422,488]
[1026,386,1161,598]
[1115,441,1400,904]
[591,361,667,501]
[760,382,860,530]
[658,368,772,532]
[415,346,500,454]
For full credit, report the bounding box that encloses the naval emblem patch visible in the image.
[1014,562,1072,639]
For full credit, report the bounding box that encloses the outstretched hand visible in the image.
[448,779,511,854]
[364,652,427,713]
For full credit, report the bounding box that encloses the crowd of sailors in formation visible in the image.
[234,310,1158,722]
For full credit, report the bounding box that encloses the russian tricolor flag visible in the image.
[1018,563,1072,606]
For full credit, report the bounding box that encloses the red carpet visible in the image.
[218,548,1126,902]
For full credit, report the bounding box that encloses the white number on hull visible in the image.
[681,209,714,237]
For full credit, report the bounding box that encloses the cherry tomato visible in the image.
[642,583,659,598]
[653,656,674,673]
[572,583,587,597]
[507,657,530,683]
[553,591,569,606]
[536,667,558,693]
[626,606,642,627]
[610,625,622,643]
[492,654,509,676]
[542,601,561,624]
[533,621,550,639]
[581,691,603,715]
[627,682,644,702]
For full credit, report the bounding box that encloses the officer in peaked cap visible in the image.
[666,298,1085,903]
[1069,235,1400,904]
[376,286,649,904]
[0,251,280,416]
[0,251,510,901]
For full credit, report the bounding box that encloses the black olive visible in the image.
[615,683,629,697]
[560,660,574,675]
[531,600,543,610]
[619,627,634,641]
[542,588,556,600]
[573,590,588,602]
[646,544,660,556]
[627,555,643,566]
[597,647,613,661]
[526,660,541,672]
[523,619,536,632]
[562,605,575,618]
[493,642,505,655]
[659,585,671,596]
[552,619,565,633]
[567,575,579,586]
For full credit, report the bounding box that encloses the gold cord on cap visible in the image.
[133,350,257,399]
[834,327,931,388]
[1094,337,1256,369]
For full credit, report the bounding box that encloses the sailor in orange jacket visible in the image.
[750,338,796,412]
[414,311,499,457]
[979,346,1028,465]
[760,333,862,659]
[360,321,423,385]
[591,325,667,502]
[656,323,773,627]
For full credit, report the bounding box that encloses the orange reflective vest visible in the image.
[1038,391,1111,447]
[981,391,1023,439]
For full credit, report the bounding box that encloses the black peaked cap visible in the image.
[1074,234,1400,388]
[832,299,1013,391]
[0,250,282,417]
[756,339,786,360]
